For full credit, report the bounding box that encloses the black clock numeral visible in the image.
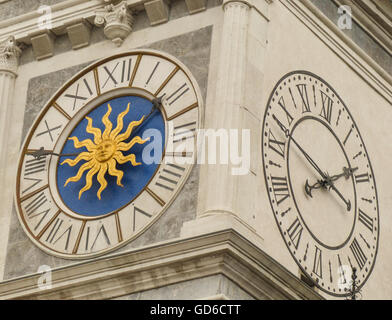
[355,172,370,184]
[350,237,367,270]
[133,206,152,232]
[287,217,303,250]
[85,224,111,251]
[343,126,353,146]
[320,91,333,124]
[313,246,323,278]
[25,191,48,216]
[145,61,160,86]
[167,83,190,106]
[268,129,286,159]
[297,84,311,113]
[64,78,94,111]
[172,121,196,143]
[36,120,62,142]
[22,157,47,194]
[102,58,132,88]
[277,96,294,126]
[358,208,374,232]
[45,217,64,244]
[270,176,290,206]
[155,163,185,192]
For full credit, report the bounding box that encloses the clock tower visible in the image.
[0,0,391,300]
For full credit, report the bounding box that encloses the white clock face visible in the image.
[262,71,379,296]
[15,50,203,259]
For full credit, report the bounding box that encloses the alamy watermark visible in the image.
[37,265,52,290]
[337,5,352,30]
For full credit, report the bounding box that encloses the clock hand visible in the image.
[272,114,351,211]
[305,167,358,197]
[27,96,165,161]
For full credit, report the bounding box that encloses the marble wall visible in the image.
[3,25,212,280]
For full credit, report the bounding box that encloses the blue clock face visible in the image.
[57,95,165,217]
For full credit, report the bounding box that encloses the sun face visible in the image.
[61,103,149,200]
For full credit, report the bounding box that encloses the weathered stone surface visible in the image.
[4,26,212,280]
[113,274,255,300]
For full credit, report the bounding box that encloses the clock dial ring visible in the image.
[15,49,203,259]
[261,70,380,296]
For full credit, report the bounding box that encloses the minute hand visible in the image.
[272,114,351,211]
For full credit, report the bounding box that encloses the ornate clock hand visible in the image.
[27,147,80,160]
[272,114,351,211]
[305,167,358,197]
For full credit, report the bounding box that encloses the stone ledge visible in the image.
[0,230,323,300]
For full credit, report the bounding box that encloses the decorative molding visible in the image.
[185,0,207,14]
[0,230,323,300]
[281,0,392,104]
[334,0,392,56]
[30,30,55,60]
[144,0,170,26]
[0,36,22,75]
[94,0,134,46]
[66,19,92,50]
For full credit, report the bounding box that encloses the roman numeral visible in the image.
[36,120,62,142]
[133,206,152,232]
[85,225,111,251]
[355,172,370,184]
[297,84,311,113]
[24,156,46,176]
[358,208,374,232]
[270,176,290,206]
[102,63,120,87]
[29,208,50,231]
[350,237,367,270]
[313,246,323,278]
[101,59,132,88]
[64,78,93,110]
[268,129,285,159]
[166,83,189,106]
[25,192,48,216]
[343,126,353,146]
[45,217,64,244]
[320,91,333,124]
[172,121,196,143]
[287,217,303,250]
[277,96,294,125]
[52,225,73,251]
[145,61,160,86]
[155,163,185,192]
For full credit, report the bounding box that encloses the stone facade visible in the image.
[0,0,391,300]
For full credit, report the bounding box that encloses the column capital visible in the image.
[0,36,22,76]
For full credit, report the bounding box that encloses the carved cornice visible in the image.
[0,230,323,300]
[94,0,134,46]
[0,36,22,75]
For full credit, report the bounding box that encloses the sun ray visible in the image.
[117,136,149,152]
[110,103,130,140]
[108,158,124,187]
[85,116,102,144]
[114,151,141,166]
[96,163,108,200]
[102,104,113,139]
[68,136,96,151]
[115,116,145,143]
[79,162,100,199]
[61,102,148,200]
[64,160,96,187]
[61,151,93,166]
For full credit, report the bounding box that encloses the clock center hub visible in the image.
[287,116,356,249]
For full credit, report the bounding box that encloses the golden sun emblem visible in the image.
[61,103,149,200]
